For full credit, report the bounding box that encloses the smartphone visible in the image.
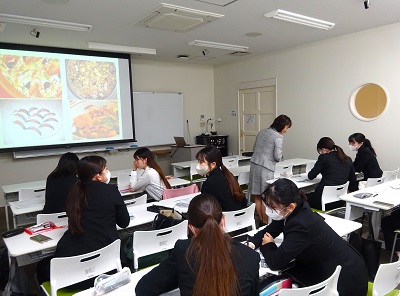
[30,234,52,244]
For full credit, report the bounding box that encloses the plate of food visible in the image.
[66,59,117,100]
[71,100,120,140]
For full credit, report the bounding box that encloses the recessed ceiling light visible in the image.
[177,55,189,60]
[245,32,263,37]
[88,42,156,55]
[188,40,249,52]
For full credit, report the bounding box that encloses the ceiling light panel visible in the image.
[264,9,335,30]
[189,40,249,52]
[193,0,238,7]
[88,42,156,55]
[134,3,224,32]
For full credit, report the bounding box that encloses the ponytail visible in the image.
[221,165,245,201]
[363,139,377,157]
[66,180,88,235]
[334,145,350,163]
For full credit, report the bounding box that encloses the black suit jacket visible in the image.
[135,239,260,296]
[43,174,77,214]
[353,145,383,180]
[201,167,247,211]
[249,200,368,296]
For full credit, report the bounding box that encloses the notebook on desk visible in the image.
[174,136,188,147]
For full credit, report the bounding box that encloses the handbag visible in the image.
[152,208,184,230]
[348,211,382,280]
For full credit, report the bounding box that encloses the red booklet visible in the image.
[24,221,62,235]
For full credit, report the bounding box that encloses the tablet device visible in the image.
[30,234,52,244]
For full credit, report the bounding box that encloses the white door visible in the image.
[239,86,276,154]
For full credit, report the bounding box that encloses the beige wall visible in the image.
[0,60,214,206]
[214,22,400,171]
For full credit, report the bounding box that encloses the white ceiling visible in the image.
[1,0,400,65]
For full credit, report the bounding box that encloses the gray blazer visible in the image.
[250,128,283,171]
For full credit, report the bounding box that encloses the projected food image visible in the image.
[72,101,119,139]
[66,60,117,100]
[0,54,62,98]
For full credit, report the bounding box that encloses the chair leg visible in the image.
[390,232,399,262]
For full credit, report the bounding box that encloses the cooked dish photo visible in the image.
[66,60,117,100]
[71,101,120,139]
[0,54,62,98]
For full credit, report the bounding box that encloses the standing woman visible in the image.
[196,146,247,211]
[37,155,130,288]
[248,179,368,296]
[129,147,171,200]
[307,137,358,210]
[249,114,292,225]
[43,152,79,214]
[348,133,383,186]
[136,193,260,296]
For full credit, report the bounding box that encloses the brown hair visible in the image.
[270,114,292,132]
[186,193,240,296]
[133,147,171,189]
[317,137,349,163]
[196,146,244,201]
[66,155,106,235]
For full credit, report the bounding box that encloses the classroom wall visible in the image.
[214,22,400,171]
[0,61,214,206]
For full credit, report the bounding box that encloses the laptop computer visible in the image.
[174,136,187,147]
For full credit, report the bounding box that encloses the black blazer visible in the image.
[135,239,260,296]
[43,174,77,214]
[201,168,247,211]
[249,200,368,296]
[353,145,383,180]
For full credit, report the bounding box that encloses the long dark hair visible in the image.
[317,137,349,163]
[348,133,377,157]
[186,194,240,296]
[66,155,107,235]
[270,114,292,133]
[49,152,79,178]
[133,147,171,189]
[196,146,244,201]
[262,178,306,209]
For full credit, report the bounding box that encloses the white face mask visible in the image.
[349,145,358,152]
[196,164,209,176]
[104,170,111,184]
[265,205,287,221]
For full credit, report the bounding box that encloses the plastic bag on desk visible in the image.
[94,267,131,295]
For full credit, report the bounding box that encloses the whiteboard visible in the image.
[133,92,184,147]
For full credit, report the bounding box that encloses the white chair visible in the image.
[132,220,188,271]
[366,176,385,188]
[36,212,68,225]
[162,184,199,200]
[278,265,341,296]
[274,164,293,178]
[222,156,239,169]
[117,172,131,191]
[367,261,400,296]
[305,161,316,173]
[41,239,122,296]
[124,194,147,206]
[223,203,256,234]
[18,188,45,201]
[383,168,399,183]
[320,182,349,212]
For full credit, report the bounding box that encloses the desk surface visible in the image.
[171,154,251,167]
[278,158,315,166]
[266,173,321,189]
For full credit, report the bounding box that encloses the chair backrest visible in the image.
[305,161,316,173]
[222,156,239,169]
[18,188,45,201]
[274,164,293,178]
[321,182,349,212]
[132,220,188,270]
[366,176,385,188]
[383,168,399,183]
[36,212,68,225]
[238,171,250,186]
[162,184,199,200]
[125,194,147,206]
[371,261,400,296]
[223,203,256,233]
[48,239,122,296]
[278,265,341,296]
[117,172,131,190]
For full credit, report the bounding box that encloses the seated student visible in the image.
[348,132,383,186]
[129,147,171,200]
[307,137,358,210]
[135,193,260,296]
[247,179,368,296]
[381,208,400,260]
[43,152,79,214]
[196,146,247,211]
[37,155,130,289]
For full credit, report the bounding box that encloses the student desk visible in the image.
[171,154,251,177]
[265,173,321,194]
[340,179,400,239]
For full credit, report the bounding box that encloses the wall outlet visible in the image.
[200,122,205,127]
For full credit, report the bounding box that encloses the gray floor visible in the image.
[0,206,396,295]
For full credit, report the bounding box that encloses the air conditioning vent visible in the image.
[134,3,224,32]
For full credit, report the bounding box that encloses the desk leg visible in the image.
[371,211,382,240]
[4,203,10,231]
[344,203,364,221]
[3,255,17,296]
